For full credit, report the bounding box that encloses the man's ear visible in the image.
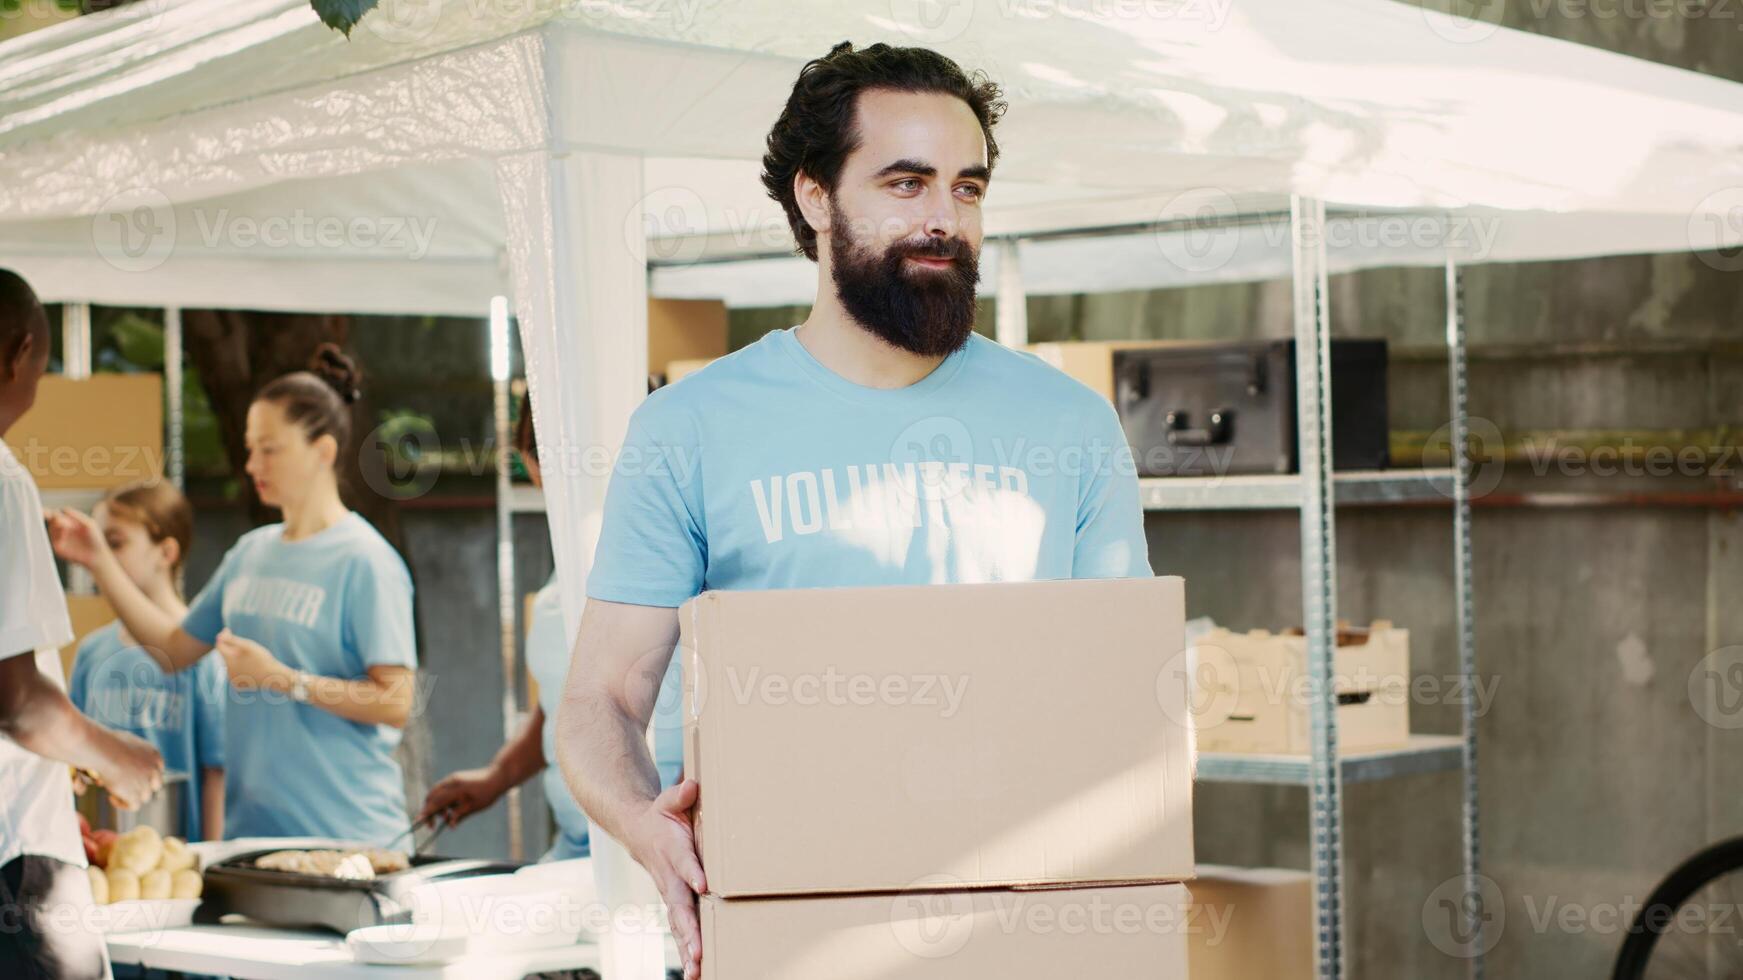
[0,330,31,384]
[793,171,832,245]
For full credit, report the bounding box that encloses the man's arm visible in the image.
[555,598,706,979]
[0,652,164,808]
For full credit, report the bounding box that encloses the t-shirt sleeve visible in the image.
[182,543,241,645]
[343,550,417,671]
[0,470,72,661]
[193,655,228,769]
[1072,401,1154,580]
[585,397,707,607]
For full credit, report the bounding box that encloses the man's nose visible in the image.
[922,187,960,240]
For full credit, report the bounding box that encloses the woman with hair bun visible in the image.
[50,343,418,845]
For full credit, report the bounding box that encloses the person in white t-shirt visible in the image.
[0,269,165,980]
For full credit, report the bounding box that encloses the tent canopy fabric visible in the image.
[2,0,1741,314]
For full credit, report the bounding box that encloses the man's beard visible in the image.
[827,198,980,358]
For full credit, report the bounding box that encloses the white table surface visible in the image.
[105,923,602,979]
[103,838,612,979]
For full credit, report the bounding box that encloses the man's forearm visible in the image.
[487,706,548,792]
[556,688,664,844]
[0,670,114,775]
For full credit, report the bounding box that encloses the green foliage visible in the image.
[309,0,378,36]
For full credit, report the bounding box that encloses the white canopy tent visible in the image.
[4,0,1743,975]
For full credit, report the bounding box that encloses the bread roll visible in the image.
[111,828,163,875]
[86,865,109,905]
[158,837,196,873]
[140,869,172,901]
[106,867,140,903]
[170,869,203,900]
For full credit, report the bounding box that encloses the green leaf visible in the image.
[310,0,378,37]
[109,314,166,369]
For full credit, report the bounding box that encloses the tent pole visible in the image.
[1292,194,1346,980]
[62,301,91,379]
[495,146,659,980]
[490,297,524,863]
[994,237,1028,347]
[164,307,184,490]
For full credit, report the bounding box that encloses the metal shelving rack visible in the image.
[1144,198,1482,979]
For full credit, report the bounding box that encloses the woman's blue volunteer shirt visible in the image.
[182,512,416,845]
[586,326,1153,606]
[68,621,227,841]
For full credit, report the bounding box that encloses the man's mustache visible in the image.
[893,237,974,262]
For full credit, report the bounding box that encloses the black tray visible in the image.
[197,847,522,934]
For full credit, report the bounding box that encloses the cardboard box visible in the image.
[1188,865,1313,980]
[681,577,1195,898]
[1026,340,1181,402]
[60,594,117,683]
[9,375,164,490]
[701,881,1192,980]
[1190,621,1410,755]
[662,358,715,384]
[648,299,727,377]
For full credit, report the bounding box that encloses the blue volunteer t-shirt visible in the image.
[587,326,1153,606]
[182,512,416,845]
[525,574,685,861]
[69,621,227,841]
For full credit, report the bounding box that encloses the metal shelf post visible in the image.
[1292,195,1347,980]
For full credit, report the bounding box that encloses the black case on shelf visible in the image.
[1112,339,1389,477]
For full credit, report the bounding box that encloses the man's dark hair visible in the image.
[0,268,48,368]
[761,41,1006,262]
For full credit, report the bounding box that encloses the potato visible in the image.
[158,837,196,873]
[86,866,109,905]
[111,829,163,875]
[140,869,172,901]
[170,869,203,900]
[106,867,140,903]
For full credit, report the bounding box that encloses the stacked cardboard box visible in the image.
[10,374,163,491]
[1187,865,1313,980]
[680,577,1197,978]
[1190,621,1411,755]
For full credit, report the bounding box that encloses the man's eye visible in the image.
[893,178,921,192]
[958,184,984,200]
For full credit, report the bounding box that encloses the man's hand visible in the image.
[418,767,506,828]
[93,729,164,811]
[626,778,706,980]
